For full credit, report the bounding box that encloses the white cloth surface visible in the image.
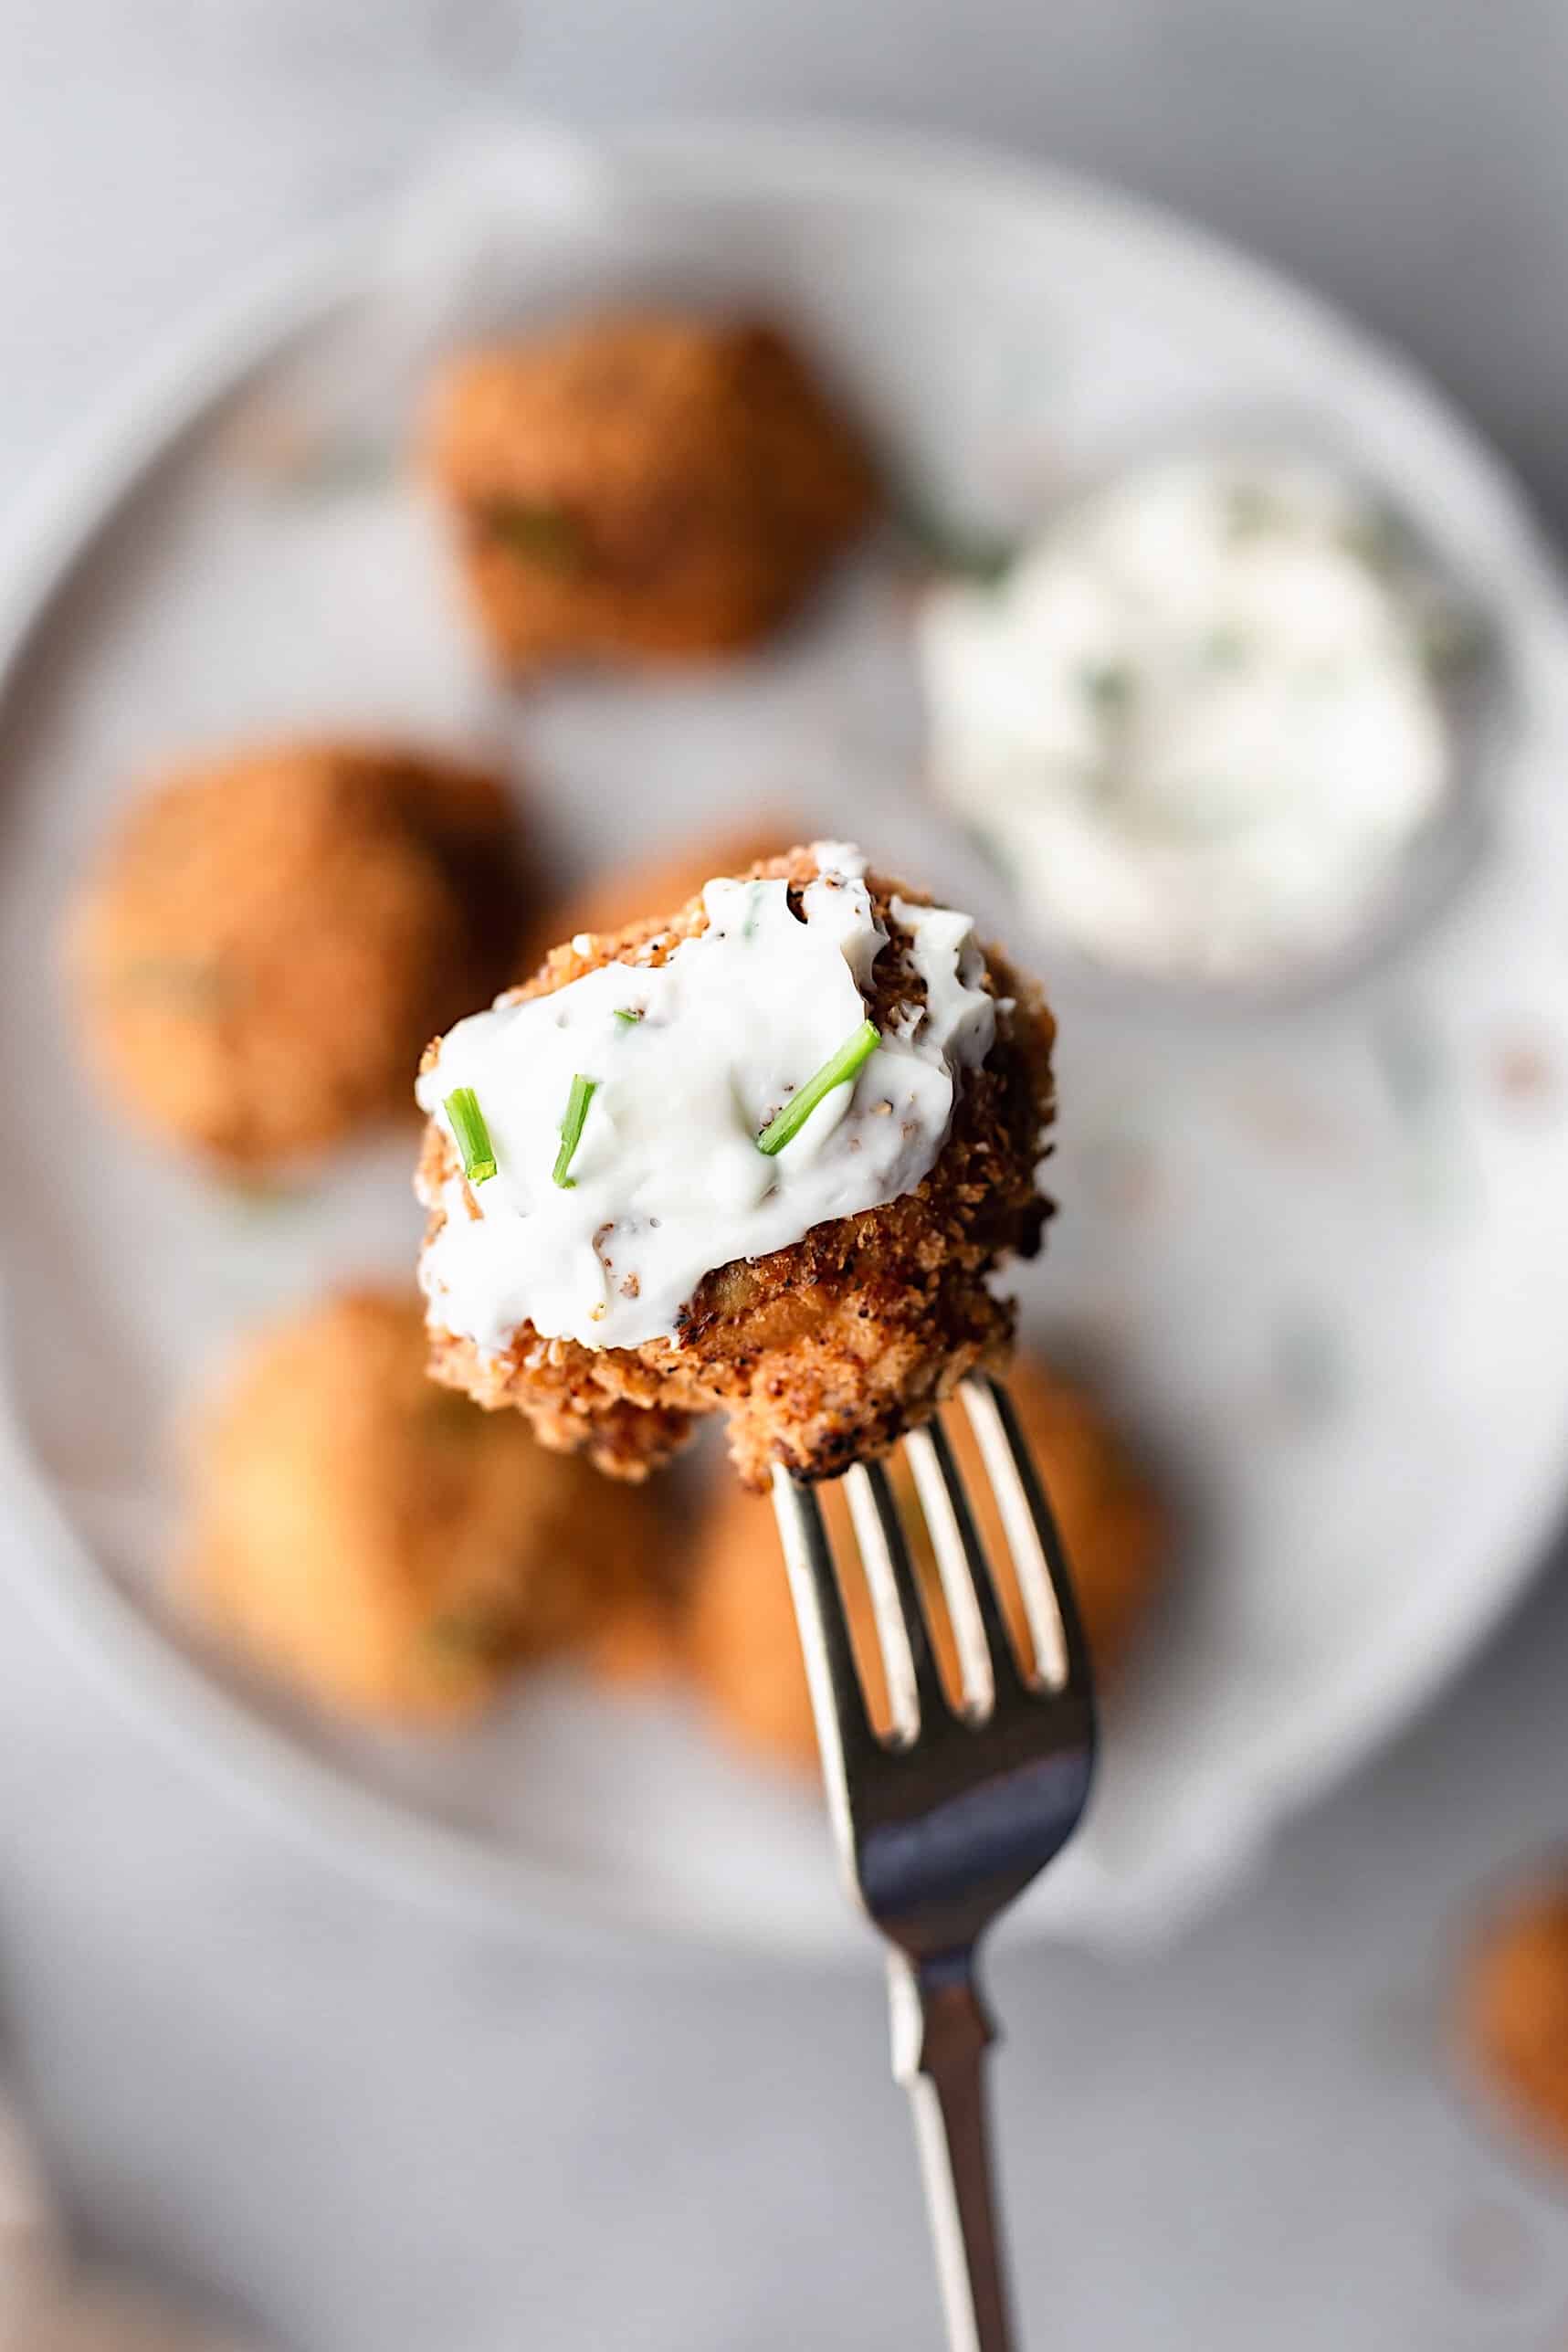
[5,8,1568,2348]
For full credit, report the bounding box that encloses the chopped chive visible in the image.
[425,1606,509,1661]
[1418,605,1489,677]
[1080,659,1133,714]
[756,1019,879,1157]
[613,1007,643,1028]
[221,1174,299,1215]
[1224,481,1284,541]
[445,1086,497,1185]
[113,955,229,1009]
[483,499,585,571]
[1339,506,1411,576]
[552,1074,598,1187]
[1199,626,1248,670]
[893,488,1018,585]
[741,881,764,941]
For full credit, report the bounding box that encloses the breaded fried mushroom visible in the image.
[178,1287,661,1724]
[68,739,523,1172]
[684,1355,1168,1770]
[1459,1872,1568,2173]
[416,844,1055,1490]
[424,312,878,673]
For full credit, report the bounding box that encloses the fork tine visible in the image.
[903,1418,1019,1721]
[770,1468,875,1811]
[960,1375,1093,1699]
[845,1458,941,1744]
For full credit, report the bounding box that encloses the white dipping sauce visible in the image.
[416,844,995,1355]
[919,455,1451,981]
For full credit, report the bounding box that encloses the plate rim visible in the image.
[3,112,1566,1965]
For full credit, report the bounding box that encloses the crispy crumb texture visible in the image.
[68,738,524,1171]
[178,1286,662,1724]
[423,312,878,674]
[418,846,1056,1490]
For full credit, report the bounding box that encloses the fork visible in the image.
[771,1375,1097,2352]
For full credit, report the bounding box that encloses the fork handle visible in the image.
[888,1949,1016,2352]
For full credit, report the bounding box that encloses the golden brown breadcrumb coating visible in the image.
[683,1355,1167,1769]
[178,1287,662,1724]
[419,846,1055,1491]
[521,820,796,979]
[423,312,878,673]
[1459,1872,1568,2172]
[68,739,525,1171]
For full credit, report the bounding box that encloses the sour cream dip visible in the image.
[416,845,995,1354]
[918,454,1452,982]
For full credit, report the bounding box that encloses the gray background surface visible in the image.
[5,5,1568,2346]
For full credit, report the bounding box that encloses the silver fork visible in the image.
[771,1375,1097,2352]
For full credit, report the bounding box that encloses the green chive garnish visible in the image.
[613,1007,642,1028]
[1199,627,1248,670]
[425,1606,508,1661]
[552,1074,598,1187]
[893,489,1017,585]
[445,1086,497,1185]
[756,1019,879,1157]
[113,955,229,1009]
[1081,659,1133,714]
[484,499,585,572]
[1224,481,1283,541]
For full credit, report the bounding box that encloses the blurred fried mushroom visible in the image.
[424,311,878,673]
[1459,1870,1568,2173]
[178,1286,661,1724]
[68,739,524,1172]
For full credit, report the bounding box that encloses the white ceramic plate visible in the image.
[5,120,1568,1963]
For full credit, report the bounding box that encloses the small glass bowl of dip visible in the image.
[913,442,1506,1017]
